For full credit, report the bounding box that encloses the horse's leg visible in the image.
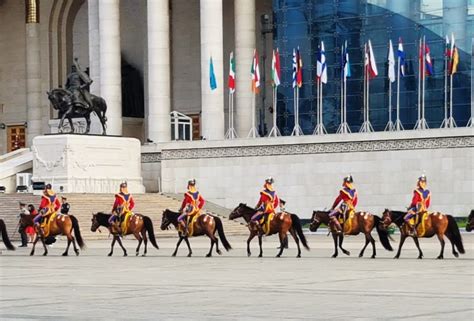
[108,237,116,256]
[141,229,148,257]
[247,231,256,257]
[85,114,91,134]
[289,228,301,258]
[172,235,184,257]
[413,237,423,259]
[62,233,72,256]
[134,232,142,256]
[258,234,263,257]
[369,233,376,259]
[206,237,215,258]
[212,228,221,255]
[359,234,370,258]
[331,233,338,258]
[436,233,445,260]
[67,117,74,133]
[339,234,350,256]
[41,237,48,256]
[445,232,459,258]
[116,236,127,256]
[276,231,286,257]
[184,236,193,257]
[394,233,407,259]
[30,234,40,256]
[71,234,79,256]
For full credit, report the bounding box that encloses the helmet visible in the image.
[265,177,274,184]
[343,175,353,184]
[188,179,196,186]
[120,182,128,189]
[45,184,52,190]
[418,174,427,183]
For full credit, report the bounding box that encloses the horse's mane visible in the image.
[469,210,474,220]
[95,212,111,226]
[388,209,406,226]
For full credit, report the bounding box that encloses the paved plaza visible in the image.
[1,233,473,320]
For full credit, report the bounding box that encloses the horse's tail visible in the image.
[447,215,465,254]
[290,214,310,250]
[143,216,159,249]
[70,215,86,250]
[0,219,15,251]
[374,215,393,251]
[214,216,232,251]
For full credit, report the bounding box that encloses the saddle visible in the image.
[406,211,429,237]
[40,212,58,238]
[120,212,134,235]
[178,214,202,237]
[259,213,275,235]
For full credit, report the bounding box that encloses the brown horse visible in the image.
[309,210,392,258]
[160,209,231,257]
[229,203,309,258]
[382,209,465,259]
[466,210,474,232]
[91,212,159,256]
[20,212,85,256]
[0,219,15,251]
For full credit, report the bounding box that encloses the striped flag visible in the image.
[228,52,235,93]
[296,47,303,88]
[388,39,396,83]
[292,48,297,88]
[424,42,433,76]
[251,49,260,93]
[271,49,281,87]
[317,41,327,84]
[397,38,406,77]
[367,40,378,79]
[209,56,217,90]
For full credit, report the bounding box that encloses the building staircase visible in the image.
[0,193,247,242]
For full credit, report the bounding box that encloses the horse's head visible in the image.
[229,203,249,220]
[381,209,393,228]
[309,210,327,232]
[47,89,69,110]
[90,213,100,232]
[161,209,176,230]
[466,210,474,232]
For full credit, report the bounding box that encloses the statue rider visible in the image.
[65,58,93,109]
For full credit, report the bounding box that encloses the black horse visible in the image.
[0,219,15,251]
[466,210,474,232]
[47,88,107,135]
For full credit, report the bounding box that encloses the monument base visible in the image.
[32,134,145,193]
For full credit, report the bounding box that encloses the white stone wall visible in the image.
[156,129,474,218]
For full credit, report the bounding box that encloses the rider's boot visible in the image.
[331,217,343,235]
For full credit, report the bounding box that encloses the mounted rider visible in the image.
[329,175,358,234]
[60,196,70,215]
[404,175,431,236]
[178,179,205,235]
[251,177,281,232]
[65,58,93,109]
[110,182,135,234]
[34,184,61,228]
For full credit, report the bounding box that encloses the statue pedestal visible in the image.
[31,134,145,194]
[48,114,103,135]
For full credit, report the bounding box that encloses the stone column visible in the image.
[147,0,171,142]
[234,0,256,137]
[25,0,42,146]
[443,0,467,51]
[99,0,122,135]
[88,0,100,95]
[200,0,225,140]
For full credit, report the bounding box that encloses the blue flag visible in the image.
[209,56,217,90]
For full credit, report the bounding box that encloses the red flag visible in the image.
[296,47,303,88]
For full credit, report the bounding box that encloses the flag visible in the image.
[397,38,406,77]
[251,49,260,93]
[418,38,423,76]
[271,49,281,87]
[367,40,378,79]
[228,52,235,93]
[388,39,396,83]
[296,47,303,88]
[343,41,351,78]
[424,42,433,76]
[316,41,327,84]
[292,48,297,88]
[209,56,217,90]
[451,46,459,75]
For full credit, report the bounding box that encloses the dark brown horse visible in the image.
[382,209,465,259]
[20,212,85,256]
[160,209,231,257]
[91,212,159,256]
[309,210,392,258]
[0,219,15,251]
[466,210,474,232]
[229,203,309,258]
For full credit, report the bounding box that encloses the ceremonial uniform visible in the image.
[404,175,431,235]
[329,175,357,233]
[109,183,135,229]
[34,185,60,225]
[178,179,205,233]
[251,177,280,227]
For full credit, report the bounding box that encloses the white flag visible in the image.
[388,39,395,83]
[317,41,327,84]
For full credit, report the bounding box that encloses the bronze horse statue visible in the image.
[47,88,107,135]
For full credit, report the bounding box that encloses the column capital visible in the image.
[25,0,40,23]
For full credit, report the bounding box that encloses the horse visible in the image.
[309,210,392,258]
[91,212,159,256]
[47,88,107,135]
[228,203,309,258]
[160,209,231,257]
[0,219,15,251]
[20,212,85,256]
[466,210,474,232]
[381,209,465,259]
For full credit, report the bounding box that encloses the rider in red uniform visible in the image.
[34,184,61,227]
[329,175,358,234]
[251,177,281,232]
[109,182,135,232]
[404,175,431,236]
[178,179,205,235]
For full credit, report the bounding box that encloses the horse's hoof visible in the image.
[418,256,423,259]
[247,252,251,257]
[206,253,212,258]
[75,251,79,256]
[393,256,399,259]
[370,255,376,259]
[171,253,177,257]
[30,252,34,256]
[187,253,192,257]
[123,253,128,257]
[136,252,139,256]
[343,251,350,256]
[258,254,263,258]
[217,250,222,255]
[332,254,337,258]
[142,254,146,257]
[107,253,113,257]
[43,253,47,256]
[62,253,68,256]
[453,252,459,258]
[436,256,443,260]
[358,253,363,258]
[276,254,281,258]
[296,254,301,258]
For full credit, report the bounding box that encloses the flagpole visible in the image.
[337,47,345,134]
[268,87,281,137]
[421,36,426,129]
[416,38,421,129]
[441,37,449,128]
[395,55,404,130]
[248,92,259,138]
[360,42,373,133]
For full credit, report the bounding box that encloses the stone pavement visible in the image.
[1,233,473,320]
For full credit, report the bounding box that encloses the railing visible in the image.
[170,111,193,141]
